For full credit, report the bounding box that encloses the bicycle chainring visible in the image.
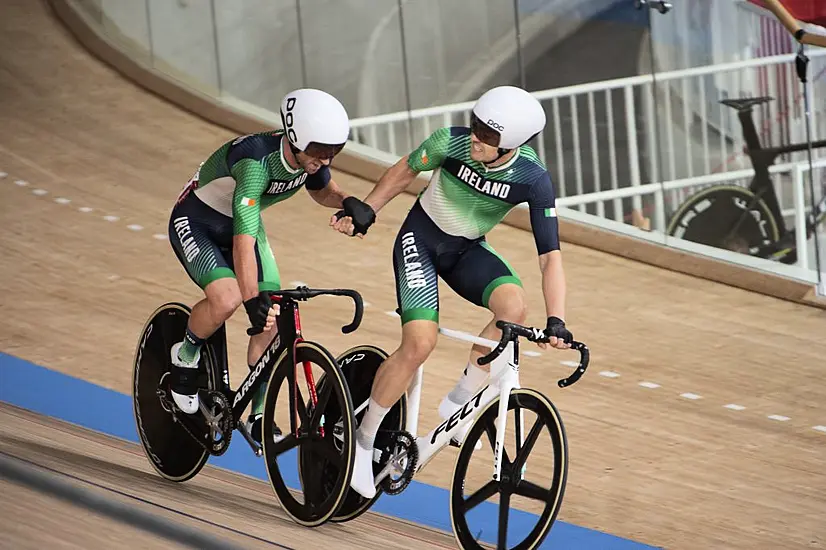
[203,390,233,456]
[379,430,417,496]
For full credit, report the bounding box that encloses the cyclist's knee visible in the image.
[488,285,527,323]
[204,279,242,321]
[396,321,438,368]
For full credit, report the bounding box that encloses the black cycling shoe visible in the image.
[247,413,284,444]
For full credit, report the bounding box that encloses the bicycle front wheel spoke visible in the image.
[463,480,499,512]
[514,479,552,502]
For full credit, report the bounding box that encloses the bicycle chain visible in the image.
[163,389,234,456]
[379,430,418,496]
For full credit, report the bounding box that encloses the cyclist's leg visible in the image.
[168,195,242,413]
[440,240,525,408]
[350,205,440,499]
[242,223,282,441]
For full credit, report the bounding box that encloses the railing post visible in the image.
[654,188,666,233]
[792,164,809,270]
[624,85,643,213]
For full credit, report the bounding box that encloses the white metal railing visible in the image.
[517,156,826,274]
[349,51,826,220]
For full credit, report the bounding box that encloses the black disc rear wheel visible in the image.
[298,345,407,523]
[132,303,217,482]
[667,185,780,255]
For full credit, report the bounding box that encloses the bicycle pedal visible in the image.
[449,437,482,451]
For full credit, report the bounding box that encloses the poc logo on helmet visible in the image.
[487,119,505,131]
[282,97,298,144]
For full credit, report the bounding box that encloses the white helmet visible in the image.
[280,88,350,157]
[471,86,546,150]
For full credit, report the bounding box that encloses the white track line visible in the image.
[103,215,119,222]
[32,189,47,196]
[560,360,579,368]
[14,179,28,186]
[78,207,93,213]
[680,393,702,400]
[54,197,71,204]
[524,351,541,357]
[814,426,826,433]
[289,280,307,287]
[153,233,167,240]
[724,404,746,411]
[385,310,400,318]
[126,224,143,231]
[767,415,790,422]
[0,172,7,178]
[639,381,660,389]
[599,371,620,378]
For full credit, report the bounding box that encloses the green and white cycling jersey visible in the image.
[169,130,329,291]
[407,126,559,255]
[188,130,329,238]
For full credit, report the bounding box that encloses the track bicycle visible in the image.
[667,95,826,265]
[132,286,362,527]
[308,320,590,549]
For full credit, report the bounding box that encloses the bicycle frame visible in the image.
[208,287,362,452]
[375,325,588,486]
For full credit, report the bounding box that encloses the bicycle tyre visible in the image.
[309,345,407,523]
[667,185,780,254]
[449,388,568,550]
[261,340,355,527]
[132,302,219,482]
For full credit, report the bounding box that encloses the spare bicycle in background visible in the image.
[668,40,826,275]
[667,95,826,265]
[309,319,590,550]
[132,286,362,527]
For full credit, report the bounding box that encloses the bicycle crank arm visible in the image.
[237,420,262,457]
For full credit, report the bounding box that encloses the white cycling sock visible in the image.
[356,398,389,449]
[448,362,488,404]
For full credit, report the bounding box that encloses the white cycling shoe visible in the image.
[170,342,200,414]
[439,394,482,451]
[349,439,377,499]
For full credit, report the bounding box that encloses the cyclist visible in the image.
[167,88,373,445]
[333,85,574,499]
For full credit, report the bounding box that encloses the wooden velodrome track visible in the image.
[1,1,825,548]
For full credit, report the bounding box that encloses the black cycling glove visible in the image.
[545,316,573,345]
[335,196,376,236]
[244,292,273,335]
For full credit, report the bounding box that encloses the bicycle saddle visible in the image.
[720,96,774,111]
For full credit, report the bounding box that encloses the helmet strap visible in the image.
[483,148,512,168]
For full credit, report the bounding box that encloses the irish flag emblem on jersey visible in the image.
[241,197,256,207]
[544,207,556,217]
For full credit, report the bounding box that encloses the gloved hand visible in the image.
[333,197,376,237]
[545,316,573,349]
[244,292,275,335]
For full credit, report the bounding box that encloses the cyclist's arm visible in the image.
[305,166,350,208]
[363,127,452,213]
[528,172,566,321]
[230,159,268,301]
